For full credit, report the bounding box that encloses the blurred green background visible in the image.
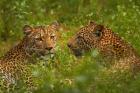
[0,0,140,93]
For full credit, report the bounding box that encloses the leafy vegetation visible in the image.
[0,0,140,93]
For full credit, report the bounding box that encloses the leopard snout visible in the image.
[45,46,53,50]
[67,43,72,48]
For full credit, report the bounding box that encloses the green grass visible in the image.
[0,0,140,93]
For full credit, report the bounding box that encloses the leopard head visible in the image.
[67,21,104,57]
[23,21,60,57]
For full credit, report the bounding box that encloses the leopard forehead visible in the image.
[77,23,96,34]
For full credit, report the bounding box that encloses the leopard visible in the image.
[0,21,60,92]
[67,21,140,73]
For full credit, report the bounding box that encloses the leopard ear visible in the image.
[23,25,32,35]
[50,21,60,31]
[94,25,104,37]
[51,21,60,26]
[88,20,96,25]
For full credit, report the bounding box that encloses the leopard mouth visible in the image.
[71,48,83,57]
[40,49,54,56]
[28,48,54,56]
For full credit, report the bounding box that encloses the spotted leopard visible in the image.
[0,21,60,92]
[67,21,140,73]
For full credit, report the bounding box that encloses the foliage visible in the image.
[0,0,140,93]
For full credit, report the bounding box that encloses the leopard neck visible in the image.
[1,37,31,63]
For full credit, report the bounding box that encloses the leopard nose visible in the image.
[67,43,71,48]
[46,47,53,50]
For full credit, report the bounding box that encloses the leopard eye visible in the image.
[77,35,85,42]
[77,36,82,39]
[77,35,83,39]
[36,37,43,41]
[93,25,103,37]
[94,30,101,37]
[50,36,55,39]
